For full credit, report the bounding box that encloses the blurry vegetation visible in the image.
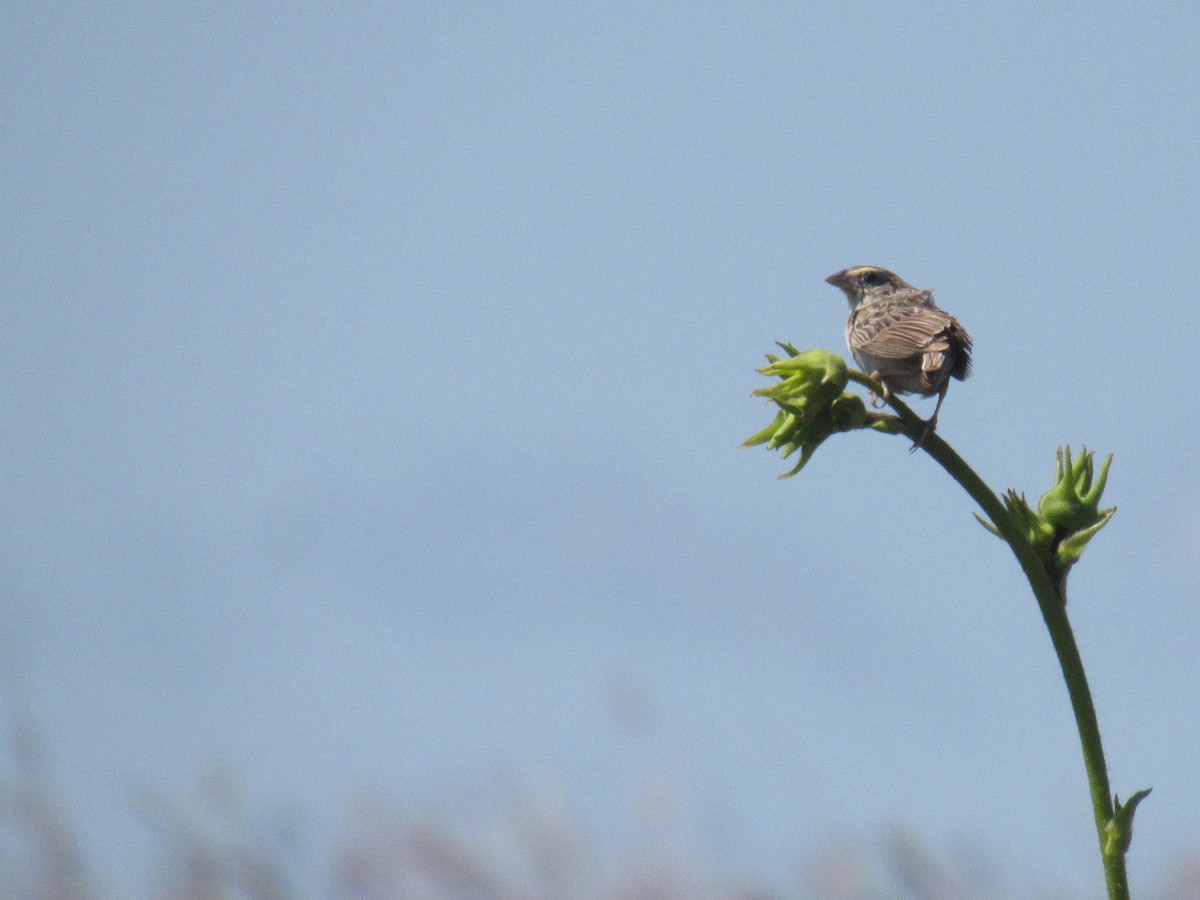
[0,693,91,900]
[3,694,1200,900]
[129,767,305,900]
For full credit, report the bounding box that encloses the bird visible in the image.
[825,266,972,447]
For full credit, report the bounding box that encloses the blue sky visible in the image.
[3,2,1199,895]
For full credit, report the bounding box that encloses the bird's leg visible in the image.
[909,381,949,453]
[868,372,892,409]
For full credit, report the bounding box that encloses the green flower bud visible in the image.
[745,347,876,477]
[753,347,848,423]
[978,448,1116,593]
[1037,447,1114,532]
[830,393,868,431]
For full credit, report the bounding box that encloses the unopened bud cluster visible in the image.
[979,447,1115,590]
[743,346,867,477]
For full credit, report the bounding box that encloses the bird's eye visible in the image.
[861,271,886,288]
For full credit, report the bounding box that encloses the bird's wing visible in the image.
[856,308,957,359]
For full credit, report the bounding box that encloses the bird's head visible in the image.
[825,266,913,309]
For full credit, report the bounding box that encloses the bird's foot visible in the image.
[908,414,938,453]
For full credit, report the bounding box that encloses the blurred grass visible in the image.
[2,690,1197,900]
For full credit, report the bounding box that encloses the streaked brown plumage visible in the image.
[825,266,972,445]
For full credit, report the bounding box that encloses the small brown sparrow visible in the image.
[825,266,972,445]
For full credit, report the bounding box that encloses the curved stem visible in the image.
[851,376,1130,899]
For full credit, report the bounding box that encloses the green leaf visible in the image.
[1104,788,1152,857]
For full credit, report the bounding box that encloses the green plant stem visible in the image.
[851,375,1130,899]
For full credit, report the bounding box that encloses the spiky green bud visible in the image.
[977,447,1116,593]
[1038,447,1114,532]
[745,347,869,477]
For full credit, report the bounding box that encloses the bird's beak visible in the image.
[825,269,850,288]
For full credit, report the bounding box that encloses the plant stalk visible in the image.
[853,379,1130,899]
